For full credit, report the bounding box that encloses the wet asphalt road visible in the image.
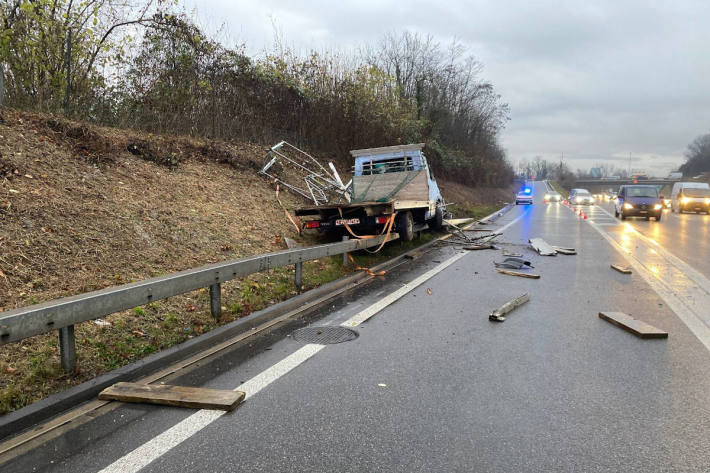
[594,197,710,280]
[4,182,710,472]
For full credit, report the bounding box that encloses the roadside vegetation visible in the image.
[0,1,512,187]
[0,1,515,413]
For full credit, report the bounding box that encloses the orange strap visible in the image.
[275,184,301,234]
[338,207,394,240]
[348,253,386,277]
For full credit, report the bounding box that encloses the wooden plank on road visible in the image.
[598,312,668,339]
[611,264,632,274]
[99,382,245,411]
[497,269,540,279]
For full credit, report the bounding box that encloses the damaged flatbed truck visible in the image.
[294,144,445,241]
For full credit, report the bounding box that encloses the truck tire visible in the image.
[396,211,414,242]
[429,206,444,232]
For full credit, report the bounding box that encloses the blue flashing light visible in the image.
[523,187,532,194]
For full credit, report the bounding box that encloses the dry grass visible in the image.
[0,109,509,414]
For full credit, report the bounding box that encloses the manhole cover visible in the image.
[291,326,359,344]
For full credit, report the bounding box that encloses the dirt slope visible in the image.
[0,110,305,311]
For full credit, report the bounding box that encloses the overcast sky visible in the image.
[183,0,710,177]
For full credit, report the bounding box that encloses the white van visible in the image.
[671,182,710,213]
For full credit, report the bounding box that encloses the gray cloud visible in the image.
[184,0,710,177]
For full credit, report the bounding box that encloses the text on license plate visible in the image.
[336,218,360,226]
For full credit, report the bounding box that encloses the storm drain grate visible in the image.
[292,326,359,344]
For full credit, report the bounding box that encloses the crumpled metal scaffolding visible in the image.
[260,141,351,205]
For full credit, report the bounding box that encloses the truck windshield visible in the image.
[683,188,710,197]
[626,187,657,198]
[361,157,415,175]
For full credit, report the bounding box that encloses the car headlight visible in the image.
[706,198,710,205]
[653,204,662,210]
[623,203,634,209]
[590,198,595,203]
[575,197,582,203]
[682,197,690,204]
[544,194,550,200]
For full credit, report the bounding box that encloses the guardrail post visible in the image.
[294,262,303,294]
[209,283,222,321]
[342,235,350,266]
[59,325,76,372]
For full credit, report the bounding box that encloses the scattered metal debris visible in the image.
[529,238,557,256]
[489,293,531,322]
[494,257,534,269]
[261,141,351,205]
[497,269,540,279]
[502,251,523,257]
[611,264,632,274]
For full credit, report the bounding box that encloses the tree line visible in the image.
[680,132,710,176]
[0,1,513,186]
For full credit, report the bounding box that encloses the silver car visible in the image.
[569,189,595,205]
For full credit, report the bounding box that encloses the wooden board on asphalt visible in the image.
[99,382,245,411]
[598,312,668,339]
[611,264,632,274]
[529,238,557,256]
[496,269,540,279]
[552,246,577,255]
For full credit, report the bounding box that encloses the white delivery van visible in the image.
[671,182,710,213]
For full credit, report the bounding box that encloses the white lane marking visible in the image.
[99,344,324,473]
[99,208,530,473]
[594,205,710,293]
[564,204,710,352]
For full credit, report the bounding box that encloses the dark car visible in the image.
[614,185,663,221]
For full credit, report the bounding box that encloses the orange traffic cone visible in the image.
[583,214,588,220]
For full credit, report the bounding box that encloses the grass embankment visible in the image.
[0,109,507,414]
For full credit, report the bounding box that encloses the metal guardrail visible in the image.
[0,233,398,371]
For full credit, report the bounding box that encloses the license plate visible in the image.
[335,218,359,226]
[640,211,648,214]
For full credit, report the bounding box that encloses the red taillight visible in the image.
[376,216,389,224]
[304,221,320,229]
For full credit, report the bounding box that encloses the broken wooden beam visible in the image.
[529,238,557,256]
[98,382,245,411]
[611,264,632,274]
[489,293,530,322]
[598,312,668,339]
[496,269,540,279]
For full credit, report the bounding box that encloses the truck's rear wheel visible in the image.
[396,211,414,241]
[429,206,444,232]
